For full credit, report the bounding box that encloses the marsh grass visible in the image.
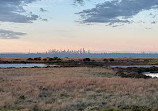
[80,71,115,77]
[78,68,115,77]
[0,67,158,110]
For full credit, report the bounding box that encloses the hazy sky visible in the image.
[0,0,158,53]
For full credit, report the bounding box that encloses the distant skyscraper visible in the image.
[47,48,90,54]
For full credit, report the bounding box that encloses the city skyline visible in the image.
[1,48,158,54]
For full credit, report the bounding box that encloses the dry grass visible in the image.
[0,67,158,110]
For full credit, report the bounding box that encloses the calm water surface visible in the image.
[0,64,58,68]
[1,53,158,58]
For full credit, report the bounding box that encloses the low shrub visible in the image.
[43,58,47,61]
[27,58,33,60]
[109,58,115,62]
[34,57,41,61]
[19,95,25,100]
[49,57,61,61]
[103,58,109,62]
[53,57,59,60]
[48,58,54,61]
[53,57,61,60]
[83,58,91,62]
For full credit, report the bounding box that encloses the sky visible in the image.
[0,0,158,53]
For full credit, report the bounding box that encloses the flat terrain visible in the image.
[1,57,158,66]
[0,67,158,111]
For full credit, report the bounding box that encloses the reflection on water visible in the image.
[0,64,58,68]
[142,72,158,78]
[111,65,158,68]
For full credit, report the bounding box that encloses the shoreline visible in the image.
[1,57,158,65]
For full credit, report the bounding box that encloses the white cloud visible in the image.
[77,0,158,25]
[0,0,39,23]
[0,29,26,39]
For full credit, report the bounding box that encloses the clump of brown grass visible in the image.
[0,67,158,110]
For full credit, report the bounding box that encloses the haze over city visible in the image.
[0,0,158,53]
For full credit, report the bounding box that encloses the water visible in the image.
[111,65,158,68]
[142,72,158,78]
[0,64,58,68]
[1,53,158,58]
